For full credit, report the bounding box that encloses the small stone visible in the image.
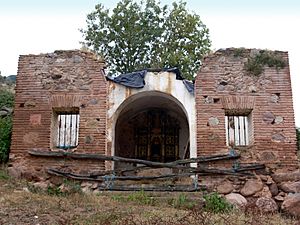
[269,183,279,196]
[278,191,286,197]
[263,112,275,124]
[33,181,48,191]
[204,96,214,104]
[248,85,257,93]
[271,133,285,142]
[93,189,102,195]
[270,94,279,103]
[259,151,277,161]
[73,55,83,63]
[51,74,62,80]
[217,85,226,91]
[274,195,285,201]
[225,193,247,209]
[22,187,30,192]
[59,184,71,193]
[207,117,219,126]
[24,100,36,107]
[85,135,94,144]
[0,110,9,116]
[217,180,234,194]
[255,186,272,198]
[82,186,92,194]
[240,179,263,197]
[91,183,99,189]
[274,116,284,124]
[259,175,268,182]
[89,99,98,105]
[266,176,274,185]
[81,182,93,188]
[256,197,278,213]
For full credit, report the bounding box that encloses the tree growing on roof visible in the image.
[80,0,211,80]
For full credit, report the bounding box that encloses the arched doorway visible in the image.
[114,91,189,169]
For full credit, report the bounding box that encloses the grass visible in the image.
[0,168,298,225]
[0,166,9,180]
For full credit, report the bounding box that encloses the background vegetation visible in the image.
[81,0,211,80]
[0,89,14,163]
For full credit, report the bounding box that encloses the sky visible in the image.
[0,0,300,126]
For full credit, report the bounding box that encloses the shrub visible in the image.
[0,167,9,180]
[244,50,286,76]
[0,116,12,163]
[0,89,14,163]
[203,192,233,213]
[170,193,196,209]
[127,190,154,205]
[0,89,14,108]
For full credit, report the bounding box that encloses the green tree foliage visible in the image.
[81,0,211,80]
[0,90,14,163]
[0,89,14,108]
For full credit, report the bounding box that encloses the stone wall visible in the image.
[9,50,107,180]
[195,48,298,171]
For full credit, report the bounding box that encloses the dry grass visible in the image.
[0,168,299,225]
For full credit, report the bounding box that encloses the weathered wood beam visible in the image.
[97,185,204,192]
[28,149,240,169]
[47,163,260,183]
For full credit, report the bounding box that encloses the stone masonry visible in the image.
[195,48,298,171]
[9,50,107,180]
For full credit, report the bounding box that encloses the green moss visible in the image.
[244,50,286,76]
[233,47,246,57]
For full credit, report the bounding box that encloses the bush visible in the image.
[0,116,12,163]
[0,89,14,108]
[203,192,233,213]
[0,89,14,163]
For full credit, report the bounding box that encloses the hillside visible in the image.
[0,75,16,93]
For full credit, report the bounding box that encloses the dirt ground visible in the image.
[0,171,299,225]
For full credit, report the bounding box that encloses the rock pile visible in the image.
[213,170,300,217]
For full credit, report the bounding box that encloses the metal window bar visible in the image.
[57,113,79,149]
[226,115,249,146]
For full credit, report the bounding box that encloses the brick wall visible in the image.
[195,48,298,171]
[10,50,107,179]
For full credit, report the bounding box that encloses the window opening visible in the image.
[56,112,79,149]
[225,115,249,146]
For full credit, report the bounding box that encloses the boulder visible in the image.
[225,193,247,209]
[240,179,263,196]
[272,170,300,183]
[280,181,300,193]
[281,193,300,218]
[217,180,234,194]
[255,197,278,213]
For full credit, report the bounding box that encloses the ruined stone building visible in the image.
[9,48,299,183]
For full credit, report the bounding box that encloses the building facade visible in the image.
[8,48,298,182]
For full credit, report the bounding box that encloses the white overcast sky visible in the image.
[0,0,300,127]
